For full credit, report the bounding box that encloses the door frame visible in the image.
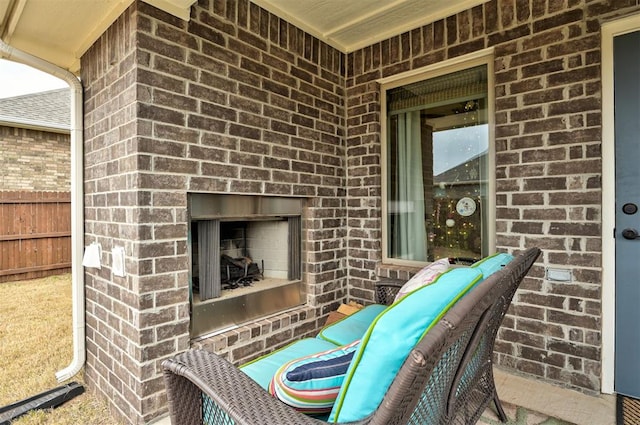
[601,13,640,395]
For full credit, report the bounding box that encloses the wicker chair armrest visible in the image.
[375,278,406,305]
[163,349,326,425]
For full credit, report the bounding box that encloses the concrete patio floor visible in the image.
[480,368,616,425]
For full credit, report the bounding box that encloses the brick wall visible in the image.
[0,126,70,190]
[81,0,346,422]
[345,0,640,394]
[81,6,147,422]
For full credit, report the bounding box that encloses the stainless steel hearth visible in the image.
[188,194,304,338]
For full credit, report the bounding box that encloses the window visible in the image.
[382,60,494,264]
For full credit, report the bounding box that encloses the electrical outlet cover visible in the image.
[112,246,125,277]
[82,242,102,269]
[546,267,571,282]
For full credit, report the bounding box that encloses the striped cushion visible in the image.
[240,338,338,390]
[269,340,360,414]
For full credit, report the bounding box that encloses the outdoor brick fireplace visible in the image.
[81,2,347,421]
[189,193,304,337]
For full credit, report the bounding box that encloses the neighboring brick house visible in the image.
[0,88,72,281]
[0,88,71,191]
[3,1,640,423]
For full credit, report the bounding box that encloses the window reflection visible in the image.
[386,65,489,263]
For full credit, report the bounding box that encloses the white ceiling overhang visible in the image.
[0,0,488,74]
[252,0,489,53]
[0,0,196,73]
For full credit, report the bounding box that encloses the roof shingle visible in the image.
[0,88,70,132]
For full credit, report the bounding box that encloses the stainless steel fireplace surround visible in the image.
[189,194,304,338]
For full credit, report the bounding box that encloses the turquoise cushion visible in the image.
[317,304,387,346]
[328,267,483,423]
[269,339,361,414]
[240,338,339,390]
[471,252,513,277]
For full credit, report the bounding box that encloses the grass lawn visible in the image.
[0,274,119,424]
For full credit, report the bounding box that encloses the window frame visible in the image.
[379,50,496,267]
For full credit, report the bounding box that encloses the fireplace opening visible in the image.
[191,217,301,300]
[188,194,304,338]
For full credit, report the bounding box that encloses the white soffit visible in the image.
[250,0,490,53]
[0,0,195,73]
[0,0,486,73]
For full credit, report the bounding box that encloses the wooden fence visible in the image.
[0,191,72,283]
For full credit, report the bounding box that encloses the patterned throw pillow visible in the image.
[269,340,360,414]
[393,258,450,302]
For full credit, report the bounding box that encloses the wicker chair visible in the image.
[162,247,540,425]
